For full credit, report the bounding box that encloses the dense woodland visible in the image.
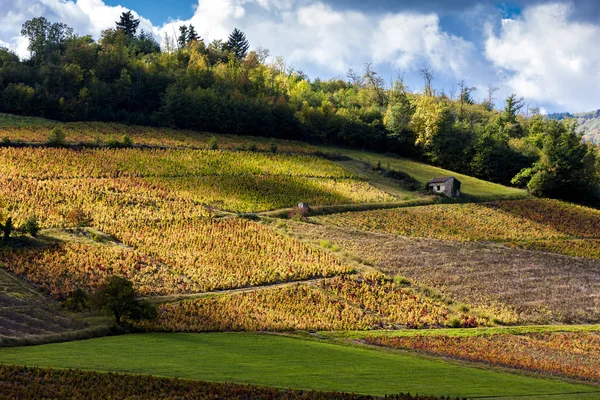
[0,13,599,205]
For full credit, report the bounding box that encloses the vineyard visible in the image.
[0,221,351,297]
[0,365,448,400]
[365,331,600,382]
[0,120,323,153]
[287,220,600,324]
[506,239,600,260]
[0,147,394,216]
[1,118,600,399]
[138,274,476,332]
[317,199,600,242]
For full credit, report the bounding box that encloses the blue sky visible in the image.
[1,0,600,112]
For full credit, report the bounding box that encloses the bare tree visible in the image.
[363,63,386,106]
[346,68,364,88]
[484,85,499,111]
[419,66,434,96]
[449,84,457,100]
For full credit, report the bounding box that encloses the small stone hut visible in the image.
[426,176,461,197]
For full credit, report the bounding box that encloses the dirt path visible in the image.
[142,276,334,304]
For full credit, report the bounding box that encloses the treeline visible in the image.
[0,14,598,205]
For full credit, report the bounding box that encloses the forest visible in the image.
[0,12,598,206]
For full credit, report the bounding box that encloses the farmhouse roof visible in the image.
[427,176,457,184]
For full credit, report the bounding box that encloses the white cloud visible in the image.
[371,13,477,78]
[485,2,600,111]
[0,0,155,58]
[0,0,478,82]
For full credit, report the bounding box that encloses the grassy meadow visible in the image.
[0,333,599,399]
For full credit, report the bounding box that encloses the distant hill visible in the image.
[548,110,600,144]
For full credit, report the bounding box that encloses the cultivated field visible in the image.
[363,329,600,382]
[287,220,600,324]
[1,118,600,398]
[137,273,475,332]
[316,199,600,242]
[0,267,89,342]
[0,119,322,153]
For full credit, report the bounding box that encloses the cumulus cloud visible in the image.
[371,13,477,78]
[0,0,477,81]
[485,2,600,111]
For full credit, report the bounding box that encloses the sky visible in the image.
[1,0,599,113]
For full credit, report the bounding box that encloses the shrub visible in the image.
[1,136,10,145]
[288,205,310,221]
[64,288,90,312]
[122,134,133,148]
[394,275,411,286]
[67,207,91,227]
[22,216,40,237]
[237,213,260,221]
[0,217,13,243]
[107,137,120,148]
[270,142,278,153]
[209,136,218,150]
[248,143,258,152]
[47,126,66,147]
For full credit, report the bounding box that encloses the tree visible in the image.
[178,25,199,48]
[21,216,40,237]
[482,85,499,111]
[500,94,525,138]
[512,119,599,203]
[93,276,156,325]
[420,66,434,97]
[21,17,73,65]
[457,80,476,118]
[177,25,188,48]
[227,28,249,60]
[115,11,140,38]
[187,25,199,43]
[133,30,160,54]
[362,63,386,107]
[384,79,415,152]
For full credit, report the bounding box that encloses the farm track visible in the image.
[142,276,336,304]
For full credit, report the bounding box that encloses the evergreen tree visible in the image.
[177,25,189,48]
[187,25,199,43]
[227,28,249,60]
[115,11,140,37]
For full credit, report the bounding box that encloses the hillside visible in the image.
[0,116,599,399]
[548,109,600,143]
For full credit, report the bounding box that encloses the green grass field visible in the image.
[0,333,598,399]
[0,113,55,127]
[338,149,527,201]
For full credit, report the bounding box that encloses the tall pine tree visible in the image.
[187,25,199,43]
[116,11,140,37]
[227,28,249,60]
[177,25,188,48]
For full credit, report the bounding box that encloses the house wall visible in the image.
[429,183,446,193]
[443,178,454,196]
[428,178,459,197]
